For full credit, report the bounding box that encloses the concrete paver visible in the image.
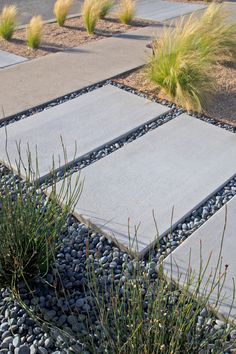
[54,114,236,256]
[163,195,236,323]
[0,50,27,68]
[0,84,169,178]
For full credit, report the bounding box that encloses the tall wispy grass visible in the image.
[54,0,73,26]
[117,0,135,25]
[27,15,43,49]
[0,5,17,40]
[148,4,236,113]
[82,0,101,35]
[83,243,234,353]
[97,0,113,19]
[0,152,81,290]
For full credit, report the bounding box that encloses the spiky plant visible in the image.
[97,0,113,19]
[0,159,81,290]
[147,4,236,113]
[82,0,101,35]
[117,0,135,25]
[0,5,17,40]
[27,15,43,49]
[54,0,73,26]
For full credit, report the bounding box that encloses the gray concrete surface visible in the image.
[54,114,236,256]
[0,49,27,68]
[135,0,206,21]
[0,84,169,178]
[0,24,162,118]
[0,0,206,25]
[163,195,236,323]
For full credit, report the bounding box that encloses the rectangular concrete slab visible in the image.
[0,50,27,68]
[163,196,236,323]
[135,0,206,21]
[0,84,169,179]
[54,114,236,256]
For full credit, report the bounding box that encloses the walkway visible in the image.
[0,24,162,118]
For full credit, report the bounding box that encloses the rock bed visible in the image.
[1,165,236,353]
[1,81,236,352]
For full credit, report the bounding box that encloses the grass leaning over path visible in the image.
[148,3,236,113]
[0,5,17,40]
[82,0,101,35]
[54,0,74,26]
[117,0,135,24]
[27,15,43,49]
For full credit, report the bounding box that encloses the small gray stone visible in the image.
[99,256,108,265]
[38,347,48,354]
[18,345,30,354]
[12,336,21,348]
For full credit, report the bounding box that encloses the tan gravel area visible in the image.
[114,62,236,125]
[0,16,149,59]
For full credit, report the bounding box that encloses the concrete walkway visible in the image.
[0,25,162,118]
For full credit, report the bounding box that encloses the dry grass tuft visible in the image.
[27,16,43,49]
[54,0,73,26]
[97,0,114,19]
[147,3,236,113]
[0,5,17,40]
[82,0,101,35]
[117,0,135,24]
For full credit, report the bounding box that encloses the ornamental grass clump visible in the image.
[0,5,17,40]
[0,155,81,290]
[148,3,236,113]
[82,0,101,35]
[117,0,135,24]
[97,0,113,19]
[84,245,234,353]
[27,15,43,49]
[54,0,73,26]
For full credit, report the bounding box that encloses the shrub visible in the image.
[54,0,73,26]
[27,15,43,49]
[0,5,17,40]
[117,0,135,25]
[0,158,81,290]
[147,3,236,113]
[82,0,101,35]
[97,0,113,19]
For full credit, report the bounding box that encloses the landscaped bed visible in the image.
[114,61,236,124]
[0,16,150,59]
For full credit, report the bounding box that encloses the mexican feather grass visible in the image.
[148,4,236,113]
[54,0,73,26]
[27,15,43,49]
[0,5,17,40]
